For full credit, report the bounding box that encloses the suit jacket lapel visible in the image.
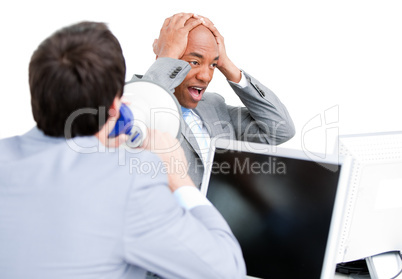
[181,117,203,160]
[194,98,225,138]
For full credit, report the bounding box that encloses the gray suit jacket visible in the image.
[130,58,295,188]
[0,127,245,279]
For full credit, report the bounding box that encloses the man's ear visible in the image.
[95,96,124,146]
[109,96,122,121]
[104,96,122,135]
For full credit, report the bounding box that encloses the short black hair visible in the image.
[29,21,126,138]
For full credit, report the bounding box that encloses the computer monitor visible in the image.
[200,138,352,279]
[335,131,402,277]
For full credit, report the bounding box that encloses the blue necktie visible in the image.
[181,107,210,162]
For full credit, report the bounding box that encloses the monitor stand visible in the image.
[366,251,402,279]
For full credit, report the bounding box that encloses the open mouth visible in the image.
[188,86,204,101]
[192,86,203,94]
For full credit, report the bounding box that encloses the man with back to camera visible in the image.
[129,13,296,188]
[0,21,246,279]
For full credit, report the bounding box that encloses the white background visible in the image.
[1,0,401,155]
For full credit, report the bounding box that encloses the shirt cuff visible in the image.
[232,70,248,88]
[173,186,212,210]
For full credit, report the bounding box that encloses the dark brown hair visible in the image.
[29,21,126,137]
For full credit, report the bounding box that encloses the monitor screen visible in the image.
[201,139,350,279]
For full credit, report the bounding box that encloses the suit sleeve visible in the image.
[129,58,191,95]
[227,70,295,145]
[122,153,246,279]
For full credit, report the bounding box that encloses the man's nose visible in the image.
[196,66,213,83]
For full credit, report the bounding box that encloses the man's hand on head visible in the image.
[199,15,242,83]
[153,13,204,59]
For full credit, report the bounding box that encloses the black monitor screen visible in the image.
[205,148,341,278]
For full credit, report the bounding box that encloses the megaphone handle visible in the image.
[108,103,134,138]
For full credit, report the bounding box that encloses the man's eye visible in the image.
[190,61,199,66]
[211,63,218,68]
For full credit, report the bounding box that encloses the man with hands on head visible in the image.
[0,21,246,279]
[130,13,295,188]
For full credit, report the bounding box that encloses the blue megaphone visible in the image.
[108,80,182,148]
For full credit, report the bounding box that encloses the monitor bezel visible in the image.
[200,138,352,279]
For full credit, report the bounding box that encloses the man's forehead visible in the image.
[188,52,219,61]
[187,27,217,49]
[183,17,218,59]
